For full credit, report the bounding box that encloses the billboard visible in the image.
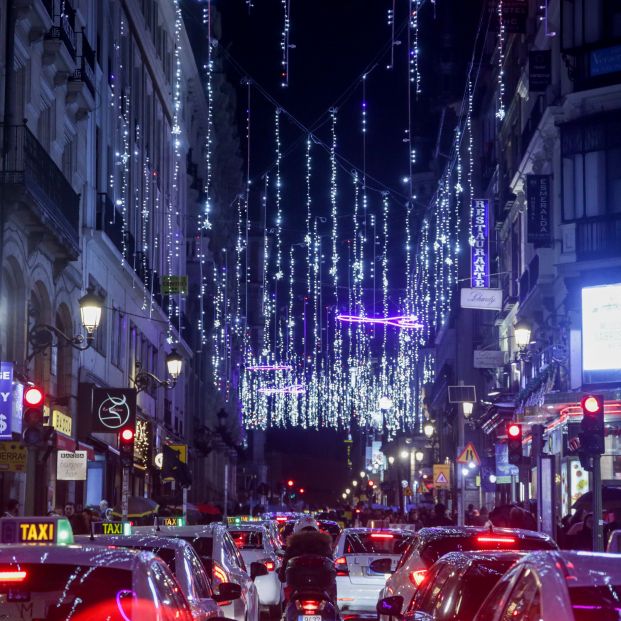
[582,283,621,384]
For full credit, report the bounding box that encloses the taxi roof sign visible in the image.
[0,516,74,545]
[161,516,185,527]
[94,521,132,536]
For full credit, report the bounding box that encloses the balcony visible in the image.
[576,214,621,261]
[43,0,76,67]
[0,124,79,258]
[69,30,95,97]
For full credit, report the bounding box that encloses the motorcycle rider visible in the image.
[278,516,336,600]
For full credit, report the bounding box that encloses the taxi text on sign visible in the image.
[433,464,451,489]
[0,441,27,472]
[456,442,481,466]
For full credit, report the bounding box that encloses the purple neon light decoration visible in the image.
[336,314,424,329]
[246,364,293,371]
[259,383,306,395]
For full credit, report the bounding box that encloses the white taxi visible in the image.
[75,532,237,619]
[474,550,621,621]
[133,522,263,621]
[332,528,416,614]
[0,516,194,620]
[227,523,284,617]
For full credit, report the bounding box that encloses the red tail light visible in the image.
[409,569,427,586]
[212,561,228,587]
[263,560,275,571]
[296,599,326,613]
[276,516,287,523]
[370,533,394,539]
[476,535,517,545]
[0,570,27,582]
[334,556,349,576]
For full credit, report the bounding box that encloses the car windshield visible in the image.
[0,563,134,621]
[230,530,263,550]
[344,533,414,555]
[420,535,555,566]
[569,585,621,621]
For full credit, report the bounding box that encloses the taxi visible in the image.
[75,531,237,619]
[133,522,264,621]
[0,516,194,620]
[474,550,621,621]
[227,522,284,617]
[377,526,557,621]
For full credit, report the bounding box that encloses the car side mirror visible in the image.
[214,582,242,602]
[369,558,394,574]
[250,561,269,580]
[377,596,404,618]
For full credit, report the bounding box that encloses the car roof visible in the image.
[74,533,193,551]
[0,543,156,570]
[416,526,554,545]
[340,527,415,536]
[133,523,224,537]
[227,524,267,532]
[519,550,621,587]
[435,550,527,568]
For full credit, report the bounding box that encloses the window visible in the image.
[500,569,542,621]
[230,530,264,550]
[569,584,621,621]
[149,559,192,621]
[475,572,517,621]
[411,564,453,614]
[185,548,213,600]
[223,532,246,572]
[111,308,126,369]
[343,533,415,555]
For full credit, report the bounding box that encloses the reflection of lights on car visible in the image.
[115,589,136,621]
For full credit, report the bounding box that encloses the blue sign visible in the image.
[0,362,14,439]
[495,443,518,484]
[471,199,490,288]
[590,45,621,77]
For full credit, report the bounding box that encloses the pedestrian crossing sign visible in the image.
[456,442,481,465]
[433,464,451,489]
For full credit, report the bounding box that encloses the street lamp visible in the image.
[342,493,347,499]
[415,450,424,462]
[388,455,395,465]
[514,321,532,349]
[423,422,435,439]
[135,349,184,392]
[345,488,351,495]
[462,402,474,418]
[359,471,366,478]
[352,480,358,487]
[400,449,410,460]
[27,288,104,362]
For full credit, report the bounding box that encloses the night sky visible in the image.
[198,0,484,485]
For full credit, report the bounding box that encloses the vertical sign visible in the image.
[471,199,490,288]
[0,362,14,439]
[529,51,552,92]
[526,175,552,247]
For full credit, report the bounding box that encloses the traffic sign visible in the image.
[0,442,27,472]
[169,443,187,464]
[456,442,481,465]
[433,464,451,489]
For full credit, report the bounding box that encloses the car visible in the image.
[474,550,621,621]
[228,523,285,617]
[133,522,264,621]
[378,551,526,621]
[332,528,417,614]
[377,526,557,621]
[252,519,286,550]
[75,532,237,619]
[279,518,342,546]
[0,516,194,620]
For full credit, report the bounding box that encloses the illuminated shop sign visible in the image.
[471,199,490,288]
[582,283,621,384]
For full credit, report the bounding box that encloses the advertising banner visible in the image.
[460,288,503,311]
[91,388,136,433]
[0,362,14,440]
[526,175,552,247]
[57,451,88,481]
[582,283,621,384]
[471,199,490,288]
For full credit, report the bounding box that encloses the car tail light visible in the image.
[276,516,287,523]
[0,571,27,582]
[409,569,427,586]
[370,533,394,539]
[296,599,326,613]
[212,561,228,587]
[260,559,275,571]
[334,556,349,576]
[476,535,517,545]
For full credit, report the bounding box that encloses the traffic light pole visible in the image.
[593,455,604,552]
[121,466,129,522]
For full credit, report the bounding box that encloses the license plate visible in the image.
[299,616,322,621]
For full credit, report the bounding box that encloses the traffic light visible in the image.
[580,394,605,455]
[507,423,522,465]
[22,385,46,447]
[119,427,135,467]
[287,479,294,488]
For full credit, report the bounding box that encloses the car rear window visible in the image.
[114,544,176,574]
[420,535,555,566]
[0,563,134,620]
[181,536,213,559]
[344,532,414,554]
[230,530,263,549]
[569,585,621,621]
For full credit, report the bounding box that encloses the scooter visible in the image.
[283,555,340,621]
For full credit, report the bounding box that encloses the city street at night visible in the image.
[1,0,621,619]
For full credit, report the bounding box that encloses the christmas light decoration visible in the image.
[280,0,292,87]
[336,314,424,329]
[259,384,305,396]
[496,0,506,121]
[246,364,292,372]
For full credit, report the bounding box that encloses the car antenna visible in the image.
[90,520,95,541]
[154,515,160,532]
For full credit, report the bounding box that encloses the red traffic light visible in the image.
[582,395,602,414]
[287,479,294,487]
[23,386,44,407]
[120,428,134,442]
[299,488,305,494]
[507,423,521,438]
